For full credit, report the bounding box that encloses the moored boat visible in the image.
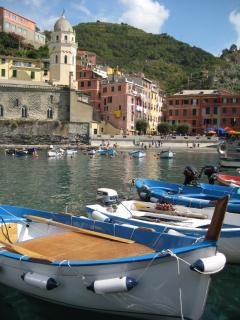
[129,150,146,158]
[134,178,240,213]
[160,150,174,159]
[219,156,240,168]
[66,149,77,155]
[96,148,117,156]
[216,173,240,187]
[86,188,240,264]
[0,199,227,320]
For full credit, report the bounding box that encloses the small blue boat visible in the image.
[96,148,117,156]
[129,150,146,158]
[134,178,240,213]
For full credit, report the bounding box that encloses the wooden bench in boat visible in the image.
[14,231,154,261]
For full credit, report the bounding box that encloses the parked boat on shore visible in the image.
[0,200,227,319]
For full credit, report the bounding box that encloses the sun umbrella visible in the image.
[224,126,232,131]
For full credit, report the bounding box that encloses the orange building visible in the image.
[0,7,45,47]
[165,89,240,134]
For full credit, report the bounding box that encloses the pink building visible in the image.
[101,77,145,134]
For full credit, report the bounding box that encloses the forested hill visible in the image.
[1,21,240,94]
[74,22,221,93]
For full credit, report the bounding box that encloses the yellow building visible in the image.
[149,85,161,134]
[0,55,49,82]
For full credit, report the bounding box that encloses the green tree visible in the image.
[157,122,170,135]
[176,122,191,135]
[136,119,149,134]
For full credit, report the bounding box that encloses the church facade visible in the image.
[0,14,96,144]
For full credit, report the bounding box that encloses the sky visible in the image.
[2,0,240,56]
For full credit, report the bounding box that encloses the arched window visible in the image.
[56,35,59,41]
[0,105,3,117]
[64,55,67,64]
[47,107,53,119]
[50,95,54,103]
[21,106,27,118]
[64,35,67,41]
[55,55,58,64]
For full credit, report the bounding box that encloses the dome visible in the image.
[54,16,73,32]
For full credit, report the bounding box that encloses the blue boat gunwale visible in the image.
[0,204,217,266]
[0,241,216,266]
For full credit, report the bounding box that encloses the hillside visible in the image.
[1,23,240,94]
[74,22,221,93]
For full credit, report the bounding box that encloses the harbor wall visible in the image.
[0,120,89,145]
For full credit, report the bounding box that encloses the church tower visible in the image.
[49,14,78,88]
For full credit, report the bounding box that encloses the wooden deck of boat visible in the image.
[16,231,154,261]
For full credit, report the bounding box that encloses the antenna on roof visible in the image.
[61,9,65,17]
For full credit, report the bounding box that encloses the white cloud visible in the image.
[72,1,91,16]
[229,10,240,47]
[118,0,169,33]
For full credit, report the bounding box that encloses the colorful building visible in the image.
[76,65,107,110]
[0,55,49,82]
[165,89,240,134]
[77,51,97,67]
[0,7,45,48]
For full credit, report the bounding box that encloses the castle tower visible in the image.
[49,14,78,89]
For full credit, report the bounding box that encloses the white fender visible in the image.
[190,252,226,274]
[87,276,138,294]
[91,210,111,222]
[167,229,185,236]
[121,224,138,229]
[21,272,58,290]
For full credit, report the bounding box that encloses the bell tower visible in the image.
[49,14,78,88]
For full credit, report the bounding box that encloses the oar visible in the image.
[24,215,134,244]
[0,239,54,263]
[205,195,229,241]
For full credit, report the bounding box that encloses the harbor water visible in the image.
[0,148,239,319]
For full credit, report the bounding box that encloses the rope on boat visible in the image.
[135,251,161,282]
[57,259,88,285]
[152,227,168,249]
[165,249,185,320]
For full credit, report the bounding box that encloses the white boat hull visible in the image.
[219,158,240,168]
[0,247,212,320]
[160,151,174,159]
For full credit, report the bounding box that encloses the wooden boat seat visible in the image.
[15,231,154,261]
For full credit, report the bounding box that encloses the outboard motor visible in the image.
[96,188,119,206]
[202,165,219,184]
[183,165,199,185]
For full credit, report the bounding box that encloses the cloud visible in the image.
[72,1,91,16]
[118,0,169,33]
[229,10,240,46]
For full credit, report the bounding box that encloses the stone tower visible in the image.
[49,14,78,89]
